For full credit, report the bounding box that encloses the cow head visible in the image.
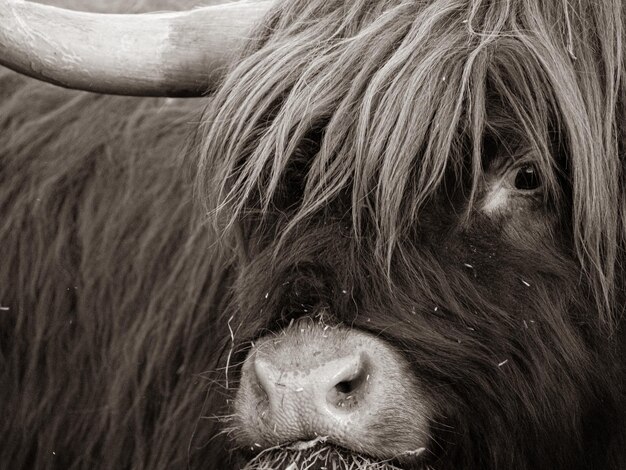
[2,0,624,469]
[194,0,626,468]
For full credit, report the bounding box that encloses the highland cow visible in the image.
[0,0,625,469]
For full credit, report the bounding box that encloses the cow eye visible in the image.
[513,164,541,191]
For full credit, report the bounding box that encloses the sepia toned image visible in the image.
[1,1,624,469]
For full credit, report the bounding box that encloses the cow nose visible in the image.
[254,351,370,422]
[234,322,431,460]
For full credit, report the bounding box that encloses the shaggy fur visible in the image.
[1,0,626,469]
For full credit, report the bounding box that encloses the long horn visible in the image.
[0,0,272,97]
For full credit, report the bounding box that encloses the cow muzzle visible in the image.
[234,319,431,464]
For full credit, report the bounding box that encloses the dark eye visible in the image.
[514,164,541,191]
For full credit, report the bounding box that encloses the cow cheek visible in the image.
[482,192,558,250]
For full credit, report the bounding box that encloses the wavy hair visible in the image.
[198,0,625,329]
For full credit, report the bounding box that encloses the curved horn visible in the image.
[0,0,272,97]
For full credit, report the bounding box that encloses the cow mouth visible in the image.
[241,437,425,470]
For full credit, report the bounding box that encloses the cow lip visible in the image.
[242,436,416,470]
[288,436,331,450]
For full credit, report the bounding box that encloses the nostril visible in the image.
[327,355,370,409]
[334,368,367,395]
[253,358,274,400]
[335,380,355,394]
